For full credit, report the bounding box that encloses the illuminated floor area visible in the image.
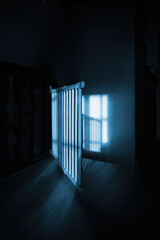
[0,157,155,240]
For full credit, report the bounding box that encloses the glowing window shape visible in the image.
[102,95,108,119]
[89,95,108,145]
[89,95,101,119]
[102,120,108,143]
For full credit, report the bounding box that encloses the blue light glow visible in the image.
[82,94,109,152]
[89,95,108,144]
[89,95,101,119]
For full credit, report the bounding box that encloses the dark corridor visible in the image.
[0,0,160,239]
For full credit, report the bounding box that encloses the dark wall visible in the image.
[50,0,135,165]
[135,0,160,171]
[145,0,160,140]
[0,1,55,68]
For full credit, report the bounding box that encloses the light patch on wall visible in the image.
[89,95,108,144]
[102,95,108,119]
[82,94,109,153]
[89,95,101,119]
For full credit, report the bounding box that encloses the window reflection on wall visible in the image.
[51,93,58,158]
[82,95,108,152]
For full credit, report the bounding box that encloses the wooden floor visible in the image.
[0,156,157,240]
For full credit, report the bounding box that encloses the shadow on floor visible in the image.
[0,156,156,240]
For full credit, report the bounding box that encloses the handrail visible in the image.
[50,81,85,93]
